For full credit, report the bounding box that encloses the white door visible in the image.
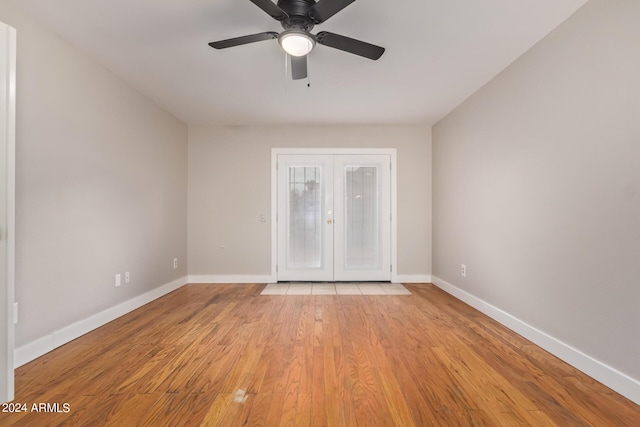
[333,155,391,281]
[277,155,334,281]
[277,154,391,282]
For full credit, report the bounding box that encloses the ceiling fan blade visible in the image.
[250,0,288,21]
[316,31,385,60]
[290,55,308,80]
[209,32,279,49]
[308,0,355,24]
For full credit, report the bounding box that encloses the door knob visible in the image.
[327,219,333,224]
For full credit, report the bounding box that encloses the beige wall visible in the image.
[188,125,432,278]
[433,0,640,385]
[0,3,188,347]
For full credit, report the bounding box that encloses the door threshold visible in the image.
[261,282,410,296]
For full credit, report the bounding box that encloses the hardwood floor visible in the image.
[2,283,639,426]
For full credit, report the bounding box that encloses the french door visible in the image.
[276,154,391,282]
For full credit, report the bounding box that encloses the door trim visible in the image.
[271,148,398,283]
[1,21,16,403]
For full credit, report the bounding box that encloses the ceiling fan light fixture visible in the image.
[279,30,315,56]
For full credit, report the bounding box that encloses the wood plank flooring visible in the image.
[2,283,639,426]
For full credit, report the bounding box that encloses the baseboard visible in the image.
[395,274,432,283]
[14,276,188,368]
[187,275,275,284]
[431,275,640,406]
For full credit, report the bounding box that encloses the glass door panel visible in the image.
[344,166,380,270]
[288,166,322,268]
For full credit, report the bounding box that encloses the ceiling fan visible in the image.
[209,0,385,80]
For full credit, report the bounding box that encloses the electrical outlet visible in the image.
[173,258,178,269]
[461,264,467,277]
[125,272,130,284]
[115,273,122,287]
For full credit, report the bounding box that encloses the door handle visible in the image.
[327,219,333,224]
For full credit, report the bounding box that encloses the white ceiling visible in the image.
[11,0,588,126]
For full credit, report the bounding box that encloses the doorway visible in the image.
[273,149,396,282]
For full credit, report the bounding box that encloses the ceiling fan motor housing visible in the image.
[277,0,315,18]
[282,15,315,32]
[278,0,316,31]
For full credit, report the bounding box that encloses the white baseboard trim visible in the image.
[14,276,188,368]
[188,275,275,284]
[431,275,640,406]
[395,274,432,283]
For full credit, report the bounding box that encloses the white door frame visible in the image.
[271,148,398,283]
[1,21,16,404]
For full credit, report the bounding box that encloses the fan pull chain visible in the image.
[306,39,311,88]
